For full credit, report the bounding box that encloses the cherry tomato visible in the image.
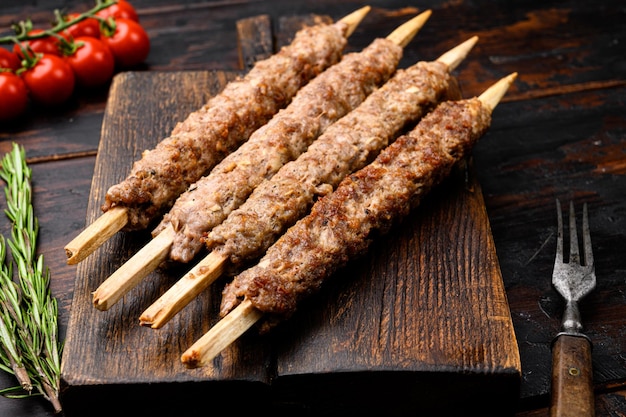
[101,18,150,69]
[63,13,101,39]
[13,29,62,58]
[65,37,114,88]
[22,54,75,106]
[97,0,139,22]
[0,72,29,121]
[0,48,21,71]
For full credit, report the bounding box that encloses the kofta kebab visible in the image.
[141,36,479,329]
[183,73,517,368]
[90,10,433,310]
[64,6,372,264]
[63,7,517,366]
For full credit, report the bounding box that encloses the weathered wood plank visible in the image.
[60,70,265,379]
[237,14,274,70]
[2,1,624,416]
[270,160,521,416]
[59,9,522,412]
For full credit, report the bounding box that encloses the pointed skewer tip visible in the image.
[339,5,371,37]
[436,36,479,72]
[386,9,432,47]
[478,72,518,112]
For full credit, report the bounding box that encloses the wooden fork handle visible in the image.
[550,334,595,417]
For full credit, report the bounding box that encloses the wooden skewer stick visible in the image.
[180,73,519,368]
[65,206,128,265]
[386,9,431,48]
[437,35,478,71]
[140,12,437,329]
[180,299,262,368]
[92,225,176,310]
[338,5,371,37]
[91,10,431,314]
[141,34,475,329]
[139,250,227,327]
[62,6,372,267]
[478,72,518,111]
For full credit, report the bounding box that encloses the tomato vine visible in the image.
[0,1,149,120]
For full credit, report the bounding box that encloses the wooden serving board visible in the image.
[60,14,521,417]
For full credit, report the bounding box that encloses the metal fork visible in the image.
[550,199,596,417]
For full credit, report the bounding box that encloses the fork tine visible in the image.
[582,203,594,267]
[555,199,564,265]
[550,200,596,416]
[569,201,580,264]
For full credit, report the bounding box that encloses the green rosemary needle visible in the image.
[0,234,32,392]
[0,143,62,413]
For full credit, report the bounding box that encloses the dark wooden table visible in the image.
[1,0,624,416]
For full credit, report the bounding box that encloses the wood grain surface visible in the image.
[59,16,520,417]
[1,1,625,416]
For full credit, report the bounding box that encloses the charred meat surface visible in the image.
[154,38,403,263]
[206,61,451,273]
[102,21,349,230]
[220,98,492,331]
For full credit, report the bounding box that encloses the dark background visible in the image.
[1,1,625,416]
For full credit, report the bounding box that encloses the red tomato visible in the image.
[63,13,101,39]
[13,29,62,58]
[101,18,150,69]
[0,72,29,121]
[97,0,139,22]
[0,48,21,71]
[65,37,114,88]
[22,54,75,106]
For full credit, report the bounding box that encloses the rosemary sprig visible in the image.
[0,143,62,414]
[0,234,32,392]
